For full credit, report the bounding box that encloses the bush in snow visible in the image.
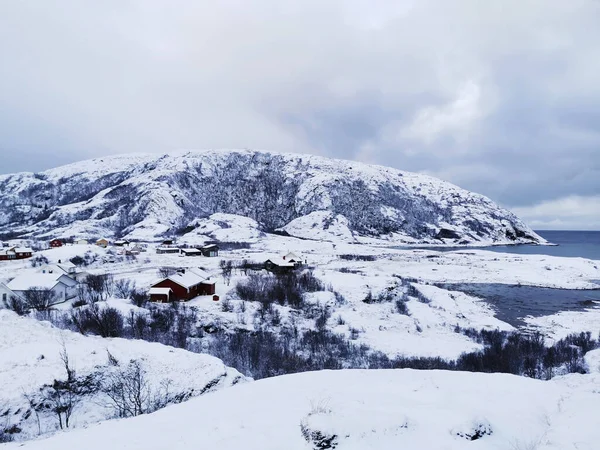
[29,254,49,268]
[339,254,376,262]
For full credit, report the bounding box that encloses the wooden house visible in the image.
[7,273,78,303]
[114,239,130,247]
[149,287,173,303]
[0,282,18,308]
[283,252,303,266]
[96,238,109,248]
[264,258,296,273]
[150,268,215,302]
[181,248,203,257]
[49,239,64,248]
[200,244,219,257]
[156,246,180,254]
[0,247,33,261]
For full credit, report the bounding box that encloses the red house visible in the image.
[0,247,33,261]
[150,268,215,302]
[49,239,63,248]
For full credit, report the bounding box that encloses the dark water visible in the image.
[395,230,600,261]
[485,230,600,261]
[439,283,600,328]
[429,231,600,328]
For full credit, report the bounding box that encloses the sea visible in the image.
[397,230,600,261]
[406,230,600,327]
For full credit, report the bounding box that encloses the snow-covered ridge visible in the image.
[0,311,246,441]
[8,368,600,450]
[0,149,543,245]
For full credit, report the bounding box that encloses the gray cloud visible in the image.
[1,0,599,229]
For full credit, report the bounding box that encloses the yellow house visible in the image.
[95,238,109,248]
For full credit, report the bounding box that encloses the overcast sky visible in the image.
[1,1,599,230]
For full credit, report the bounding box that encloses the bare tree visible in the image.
[114,279,136,299]
[21,390,42,436]
[22,288,58,311]
[220,260,234,286]
[5,295,27,315]
[85,274,114,302]
[102,360,174,418]
[44,343,80,430]
[158,267,177,278]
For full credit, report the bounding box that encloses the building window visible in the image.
[2,293,6,302]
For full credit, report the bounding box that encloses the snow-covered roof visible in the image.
[265,258,295,268]
[149,287,172,296]
[154,269,211,290]
[7,273,71,291]
[181,248,202,254]
[0,247,33,255]
[284,252,301,261]
[202,244,218,249]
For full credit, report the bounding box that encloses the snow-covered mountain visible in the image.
[0,150,543,245]
[8,358,600,450]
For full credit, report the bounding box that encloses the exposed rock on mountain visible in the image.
[0,150,543,245]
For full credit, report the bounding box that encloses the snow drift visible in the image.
[7,368,599,449]
[0,311,246,441]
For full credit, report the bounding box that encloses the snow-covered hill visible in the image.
[8,364,600,450]
[0,311,246,442]
[0,150,543,245]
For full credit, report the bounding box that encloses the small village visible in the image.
[0,237,306,310]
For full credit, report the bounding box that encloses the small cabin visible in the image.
[96,238,109,248]
[181,248,203,257]
[149,287,172,303]
[156,247,180,254]
[49,239,64,248]
[114,239,130,247]
[149,268,215,302]
[76,239,89,245]
[0,247,33,261]
[264,258,296,274]
[200,244,219,257]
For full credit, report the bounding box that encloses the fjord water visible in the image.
[488,230,600,261]
[441,231,600,326]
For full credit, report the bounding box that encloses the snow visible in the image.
[0,311,247,441]
[7,368,600,450]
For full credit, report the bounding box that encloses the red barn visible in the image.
[150,268,215,302]
[49,239,63,248]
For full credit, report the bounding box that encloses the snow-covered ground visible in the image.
[1,229,599,359]
[7,367,600,450]
[0,311,246,441]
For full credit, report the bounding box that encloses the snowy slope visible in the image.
[0,311,246,441]
[0,149,543,245]
[7,368,600,450]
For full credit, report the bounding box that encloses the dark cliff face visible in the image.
[0,150,542,245]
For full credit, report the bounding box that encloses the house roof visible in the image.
[7,273,73,291]
[181,248,202,254]
[152,268,212,290]
[149,287,172,296]
[0,247,33,256]
[265,258,295,268]
[202,244,218,249]
[284,252,301,261]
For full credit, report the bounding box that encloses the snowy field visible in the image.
[7,360,600,450]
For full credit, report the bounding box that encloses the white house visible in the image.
[76,239,89,245]
[39,260,78,277]
[0,282,18,308]
[7,273,79,303]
